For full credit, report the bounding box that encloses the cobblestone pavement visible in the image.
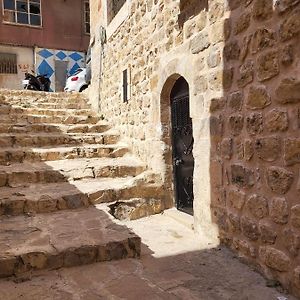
[0,210,297,300]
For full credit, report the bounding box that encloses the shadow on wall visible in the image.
[210,0,300,297]
[178,0,209,27]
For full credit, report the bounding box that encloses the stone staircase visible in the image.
[0,89,164,279]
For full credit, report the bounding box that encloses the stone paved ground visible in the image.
[0,210,296,300]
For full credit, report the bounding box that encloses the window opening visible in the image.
[3,0,41,26]
[122,69,128,103]
[84,0,90,34]
[0,53,17,74]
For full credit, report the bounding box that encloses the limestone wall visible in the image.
[90,0,300,296]
[210,0,300,297]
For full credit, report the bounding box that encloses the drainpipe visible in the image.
[97,26,106,113]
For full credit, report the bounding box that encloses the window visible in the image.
[84,0,90,34]
[122,69,130,103]
[0,53,17,74]
[107,0,126,24]
[2,0,41,26]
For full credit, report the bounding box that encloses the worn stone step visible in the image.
[0,132,119,148]
[0,176,163,216]
[0,106,96,117]
[0,144,129,165]
[0,207,141,278]
[0,156,145,187]
[0,114,101,125]
[0,123,110,134]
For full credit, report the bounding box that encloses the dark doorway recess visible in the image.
[170,77,194,215]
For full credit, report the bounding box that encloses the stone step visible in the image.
[0,176,163,216]
[0,156,145,187]
[0,207,141,278]
[0,114,101,125]
[0,123,110,134]
[0,106,96,117]
[0,144,129,165]
[0,132,119,148]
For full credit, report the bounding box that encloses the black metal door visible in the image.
[170,77,194,215]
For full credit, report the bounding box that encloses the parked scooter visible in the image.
[22,72,51,92]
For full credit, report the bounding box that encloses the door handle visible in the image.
[174,158,183,166]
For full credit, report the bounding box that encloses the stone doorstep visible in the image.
[163,208,194,230]
[0,207,141,278]
[0,132,119,148]
[0,144,129,165]
[0,156,146,187]
[0,176,164,216]
[0,123,110,134]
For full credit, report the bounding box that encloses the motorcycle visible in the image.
[22,72,51,92]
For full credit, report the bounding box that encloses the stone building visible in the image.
[89,0,300,296]
[0,0,90,91]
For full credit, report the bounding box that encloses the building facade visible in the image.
[0,0,90,91]
[89,0,300,297]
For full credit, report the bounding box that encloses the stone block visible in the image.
[194,75,208,94]
[228,189,246,210]
[246,113,263,135]
[291,205,300,229]
[281,44,294,66]
[276,77,300,104]
[190,32,210,54]
[240,35,252,61]
[224,40,240,61]
[265,109,288,132]
[210,97,225,113]
[212,208,228,232]
[209,2,224,24]
[259,246,290,272]
[270,197,289,224]
[228,212,241,232]
[244,140,254,161]
[237,60,254,88]
[279,9,300,41]
[284,138,300,165]
[266,166,293,195]
[241,216,260,241]
[229,115,244,136]
[246,194,268,219]
[252,0,273,21]
[257,50,280,82]
[208,70,223,91]
[234,12,251,35]
[207,46,221,68]
[251,28,276,54]
[210,115,223,137]
[231,164,255,188]
[255,137,281,162]
[259,222,277,244]
[0,172,7,187]
[246,85,271,109]
[294,266,300,289]
[223,68,234,90]
[232,238,256,258]
[275,0,300,13]
[228,91,243,111]
[283,228,300,257]
[221,138,233,160]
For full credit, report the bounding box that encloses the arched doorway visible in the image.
[170,77,194,215]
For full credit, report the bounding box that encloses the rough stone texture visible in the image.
[276,78,300,104]
[241,216,260,241]
[246,194,269,219]
[255,137,281,162]
[88,0,300,297]
[283,228,300,257]
[228,189,246,210]
[257,51,280,82]
[259,247,291,272]
[266,167,294,195]
[246,85,271,109]
[265,109,288,132]
[291,205,300,229]
[269,197,289,224]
